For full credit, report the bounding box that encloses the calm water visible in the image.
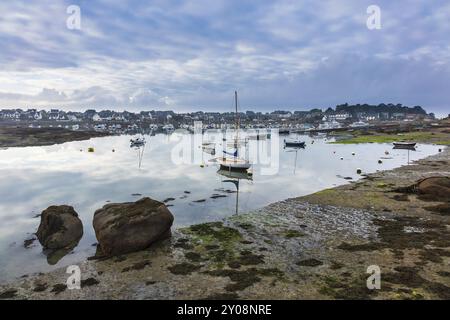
[0,132,441,282]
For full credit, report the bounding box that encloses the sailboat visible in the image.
[218,91,252,171]
[130,137,146,147]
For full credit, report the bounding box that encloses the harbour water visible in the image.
[0,132,441,282]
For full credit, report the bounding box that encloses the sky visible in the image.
[0,0,449,116]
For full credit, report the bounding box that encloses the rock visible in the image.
[51,284,66,295]
[36,205,83,250]
[93,197,174,256]
[0,289,17,299]
[23,237,36,248]
[416,177,450,201]
[296,258,323,267]
[81,278,100,287]
[33,283,48,292]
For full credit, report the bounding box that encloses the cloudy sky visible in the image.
[0,0,449,115]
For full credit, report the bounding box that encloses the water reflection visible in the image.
[284,144,306,174]
[0,133,442,281]
[393,145,416,165]
[217,169,253,215]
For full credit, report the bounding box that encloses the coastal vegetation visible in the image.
[330,128,450,145]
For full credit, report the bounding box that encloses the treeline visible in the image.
[333,103,427,115]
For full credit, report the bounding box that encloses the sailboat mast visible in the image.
[234,91,239,154]
[235,91,239,130]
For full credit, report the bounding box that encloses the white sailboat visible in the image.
[218,91,252,171]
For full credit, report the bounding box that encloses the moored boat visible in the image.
[217,91,252,172]
[393,142,416,148]
[130,137,146,147]
[284,140,306,148]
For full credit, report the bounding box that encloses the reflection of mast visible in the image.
[393,145,416,165]
[137,144,145,168]
[217,169,252,215]
[285,145,305,174]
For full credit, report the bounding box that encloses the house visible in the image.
[94,124,107,131]
[318,120,341,129]
[357,112,379,121]
[392,113,405,120]
[48,109,60,120]
[325,112,350,121]
[24,109,42,120]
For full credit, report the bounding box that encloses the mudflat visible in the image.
[0,126,108,148]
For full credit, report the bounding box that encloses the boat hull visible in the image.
[393,142,416,148]
[284,140,306,148]
[218,158,252,171]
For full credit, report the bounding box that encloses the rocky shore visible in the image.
[0,126,108,148]
[0,147,449,300]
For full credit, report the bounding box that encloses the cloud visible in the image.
[0,0,448,115]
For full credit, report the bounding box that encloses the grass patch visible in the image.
[330,131,450,145]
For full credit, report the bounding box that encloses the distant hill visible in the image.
[334,103,427,115]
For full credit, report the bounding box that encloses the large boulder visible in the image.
[36,205,83,249]
[417,177,450,201]
[93,197,174,256]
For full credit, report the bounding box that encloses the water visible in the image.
[0,132,441,282]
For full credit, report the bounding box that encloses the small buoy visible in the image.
[356,168,362,174]
[385,151,389,155]
[340,157,344,160]
[200,164,205,168]
[378,160,382,164]
[88,147,94,153]
[112,149,115,152]
[438,149,442,152]
[80,149,82,152]
[352,152,355,156]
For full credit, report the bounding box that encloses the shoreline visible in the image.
[0,126,109,149]
[1,145,448,299]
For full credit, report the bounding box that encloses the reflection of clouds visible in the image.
[0,134,441,281]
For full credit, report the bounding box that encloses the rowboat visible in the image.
[284,140,306,148]
[393,142,416,148]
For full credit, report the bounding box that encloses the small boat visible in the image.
[162,124,174,133]
[279,129,290,135]
[393,142,416,148]
[130,137,146,147]
[284,140,306,148]
[202,144,216,155]
[218,157,252,171]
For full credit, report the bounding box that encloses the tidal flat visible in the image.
[0,144,448,300]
